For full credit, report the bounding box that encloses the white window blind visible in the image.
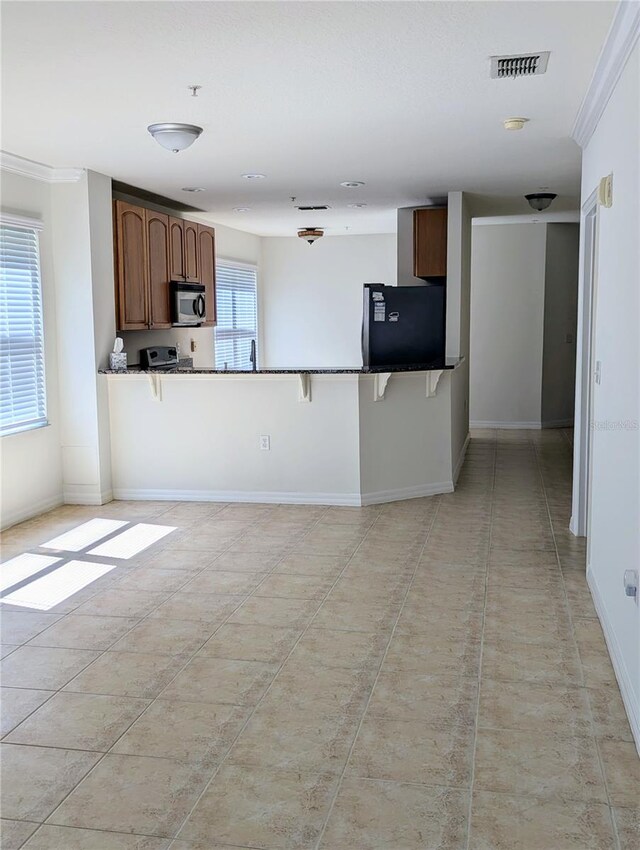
[0,217,47,436]
[215,262,258,370]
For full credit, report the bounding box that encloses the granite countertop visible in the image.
[100,357,464,376]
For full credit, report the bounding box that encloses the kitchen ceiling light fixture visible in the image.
[233,207,251,213]
[525,192,557,211]
[503,117,529,131]
[147,122,203,152]
[182,187,205,193]
[340,181,365,188]
[242,173,266,180]
[348,203,367,209]
[298,227,324,245]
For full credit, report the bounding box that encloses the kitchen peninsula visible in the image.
[101,359,466,507]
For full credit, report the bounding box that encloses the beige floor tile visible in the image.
[73,589,170,618]
[108,618,215,655]
[48,754,209,838]
[263,663,376,715]
[207,550,280,571]
[0,611,62,644]
[287,628,387,670]
[254,573,333,599]
[475,729,607,803]
[143,550,219,571]
[578,648,619,689]
[227,596,320,628]
[311,599,400,633]
[587,687,635,741]
[5,691,148,751]
[613,807,640,850]
[1,646,99,690]
[483,610,573,647]
[482,638,583,685]
[148,592,242,623]
[488,549,558,569]
[469,792,616,849]
[159,656,277,705]
[0,819,39,849]
[383,632,481,677]
[0,645,18,659]
[64,651,185,698]
[197,623,301,663]
[22,825,172,848]
[573,618,609,654]
[178,765,337,849]
[367,669,477,725]
[27,614,140,650]
[395,605,484,640]
[112,699,249,765]
[347,715,474,787]
[327,576,408,604]
[0,687,53,736]
[478,679,593,736]
[115,567,196,592]
[0,743,100,821]
[597,739,640,807]
[179,570,265,595]
[272,553,348,577]
[228,706,359,774]
[319,778,468,850]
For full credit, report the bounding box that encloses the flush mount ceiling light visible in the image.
[147,123,203,153]
[233,207,251,213]
[348,203,367,209]
[503,117,529,131]
[242,173,266,180]
[298,227,324,245]
[525,192,557,211]
[182,187,205,193]
[340,181,365,188]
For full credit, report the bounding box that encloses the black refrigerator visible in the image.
[361,284,446,369]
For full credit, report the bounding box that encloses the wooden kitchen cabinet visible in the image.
[197,224,217,326]
[169,217,186,281]
[146,210,172,328]
[184,221,200,282]
[414,207,448,278]
[114,200,148,330]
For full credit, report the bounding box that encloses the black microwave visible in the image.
[171,281,206,327]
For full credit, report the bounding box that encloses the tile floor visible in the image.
[0,429,638,849]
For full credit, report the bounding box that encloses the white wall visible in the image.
[121,221,261,368]
[541,223,579,426]
[469,223,547,427]
[576,39,639,745]
[0,172,64,527]
[260,234,396,367]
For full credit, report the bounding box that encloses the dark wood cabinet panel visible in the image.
[146,210,172,328]
[197,224,216,326]
[184,221,200,282]
[169,217,185,281]
[115,200,148,330]
[414,207,448,278]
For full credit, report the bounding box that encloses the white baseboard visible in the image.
[469,420,542,430]
[453,434,470,485]
[587,567,640,753]
[0,493,64,531]
[112,488,363,507]
[360,481,454,506]
[63,484,113,506]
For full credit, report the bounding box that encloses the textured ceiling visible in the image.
[1,1,614,235]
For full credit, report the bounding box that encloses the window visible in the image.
[0,216,47,435]
[214,262,258,369]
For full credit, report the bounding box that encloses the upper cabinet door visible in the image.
[184,221,200,282]
[414,207,448,278]
[115,200,148,330]
[146,210,172,328]
[197,224,216,326]
[169,217,185,280]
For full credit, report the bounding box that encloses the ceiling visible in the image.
[1,1,614,236]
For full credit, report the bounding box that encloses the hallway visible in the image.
[0,430,637,849]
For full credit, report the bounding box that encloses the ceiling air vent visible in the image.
[296,205,330,211]
[490,52,550,79]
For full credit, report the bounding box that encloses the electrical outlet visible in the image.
[260,435,271,451]
[190,338,197,353]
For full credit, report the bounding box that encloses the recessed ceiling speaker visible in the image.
[525,192,557,211]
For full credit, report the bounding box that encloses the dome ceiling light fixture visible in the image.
[242,173,266,180]
[525,192,557,211]
[298,227,324,245]
[182,187,205,193]
[503,117,529,131]
[348,203,367,209]
[147,122,203,153]
[340,181,365,188]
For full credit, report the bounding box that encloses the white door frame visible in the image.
[570,188,599,538]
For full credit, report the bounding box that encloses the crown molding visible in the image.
[0,151,83,183]
[572,1,640,148]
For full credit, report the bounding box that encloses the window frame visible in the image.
[214,258,259,370]
[0,212,49,438]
